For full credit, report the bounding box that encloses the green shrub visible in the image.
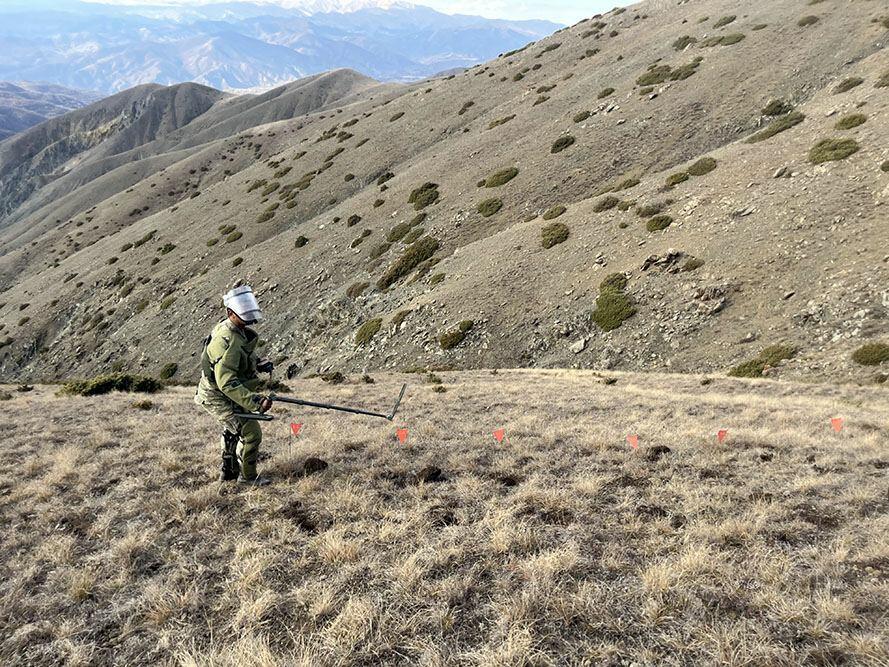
[881,161,889,173]
[834,77,864,94]
[728,345,797,378]
[592,274,635,331]
[219,224,236,235]
[347,214,362,227]
[746,111,806,143]
[351,230,372,248]
[551,136,575,153]
[232,257,243,267]
[18,317,29,326]
[409,183,439,210]
[594,196,620,212]
[852,342,889,366]
[762,100,793,116]
[458,100,475,115]
[387,222,412,242]
[673,35,697,50]
[485,168,519,187]
[682,257,705,272]
[687,157,718,176]
[294,236,308,248]
[615,177,640,191]
[347,282,369,298]
[877,70,889,88]
[637,65,672,86]
[533,95,550,106]
[159,363,178,380]
[541,222,569,248]
[598,87,615,99]
[798,15,819,27]
[809,138,859,164]
[355,319,382,346]
[402,227,425,244]
[390,112,405,122]
[160,296,175,310]
[542,205,566,220]
[646,215,673,232]
[636,201,667,218]
[391,310,411,329]
[573,111,591,123]
[713,15,736,28]
[226,231,243,243]
[63,374,163,396]
[835,114,866,130]
[429,273,445,285]
[489,115,516,129]
[440,320,474,349]
[256,211,274,223]
[369,242,391,259]
[478,198,503,217]
[617,200,635,212]
[120,242,133,252]
[377,236,439,289]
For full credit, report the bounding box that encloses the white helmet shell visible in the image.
[223,285,263,322]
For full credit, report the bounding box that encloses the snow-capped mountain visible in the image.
[0,0,559,93]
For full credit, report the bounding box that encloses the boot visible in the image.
[219,431,240,481]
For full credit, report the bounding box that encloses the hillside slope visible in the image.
[0,82,101,141]
[0,0,888,384]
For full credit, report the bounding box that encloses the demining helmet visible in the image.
[223,284,263,324]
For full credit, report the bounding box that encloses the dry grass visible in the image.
[1,371,887,665]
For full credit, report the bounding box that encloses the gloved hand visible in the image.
[258,396,273,413]
[256,358,274,373]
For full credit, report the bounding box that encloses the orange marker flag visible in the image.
[831,418,843,433]
[493,428,505,443]
[290,423,302,436]
[396,428,408,444]
[717,429,728,444]
[626,434,639,450]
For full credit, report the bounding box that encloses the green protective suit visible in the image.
[194,319,266,479]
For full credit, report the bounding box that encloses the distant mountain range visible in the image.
[0,82,102,140]
[0,0,561,94]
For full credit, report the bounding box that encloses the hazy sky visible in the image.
[95,0,629,25]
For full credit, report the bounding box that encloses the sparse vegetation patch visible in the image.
[809,138,860,164]
[746,111,805,143]
[729,345,797,378]
[541,222,569,248]
[852,342,889,366]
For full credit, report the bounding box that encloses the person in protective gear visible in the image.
[194,284,275,486]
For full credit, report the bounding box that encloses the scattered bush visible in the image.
[809,138,859,164]
[390,112,405,122]
[834,77,864,94]
[682,257,705,272]
[594,196,620,212]
[542,205,566,220]
[489,115,516,129]
[485,167,519,187]
[132,399,153,410]
[797,15,819,27]
[226,231,243,243]
[702,33,746,46]
[592,274,635,331]
[673,35,697,50]
[402,227,425,245]
[373,199,385,208]
[351,230,372,248]
[347,282,369,298]
[746,111,805,143]
[439,320,474,350]
[729,345,797,378]
[573,111,591,123]
[646,215,673,232]
[232,257,243,267]
[160,296,175,310]
[458,100,475,115]
[409,183,439,210]
[159,363,178,380]
[355,319,382,346]
[713,15,736,28]
[852,342,889,366]
[256,211,275,223]
[294,236,308,248]
[541,222,569,248]
[347,214,362,227]
[877,70,889,88]
[478,198,503,217]
[881,161,889,173]
[637,65,671,86]
[377,236,439,289]
[551,136,576,153]
[636,201,667,218]
[63,374,163,396]
[687,157,718,176]
[598,87,615,99]
[835,114,866,130]
[387,222,412,243]
[762,100,793,116]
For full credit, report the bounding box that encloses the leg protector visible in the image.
[220,430,240,481]
[237,420,263,480]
